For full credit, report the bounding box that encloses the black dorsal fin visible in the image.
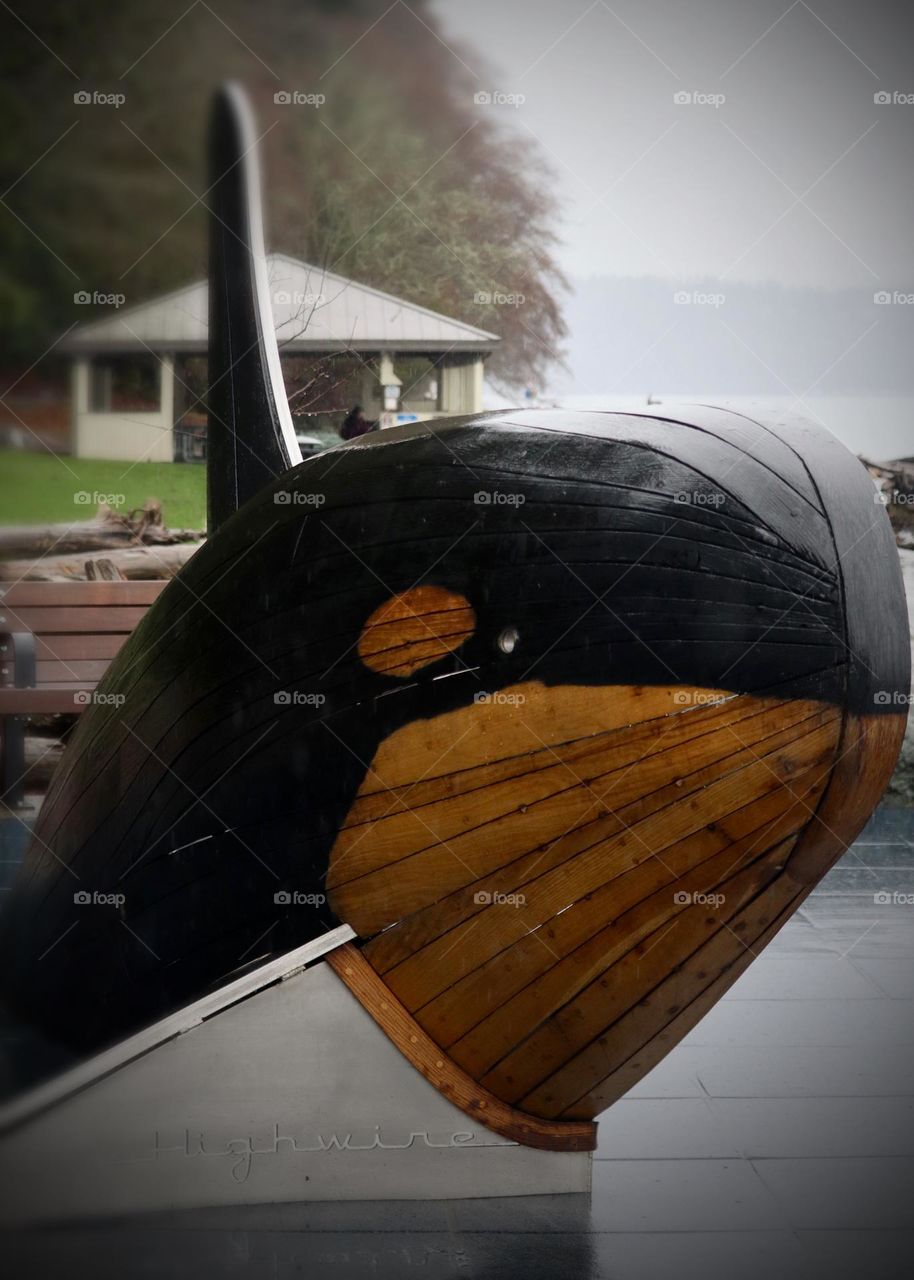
[206,83,301,533]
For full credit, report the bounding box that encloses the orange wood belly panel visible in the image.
[326,683,860,1124]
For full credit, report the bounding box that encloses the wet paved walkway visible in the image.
[3,804,914,1277]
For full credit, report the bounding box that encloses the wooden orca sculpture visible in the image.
[0,85,908,1140]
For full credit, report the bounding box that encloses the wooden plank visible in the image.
[745,410,910,715]
[32,635,129,662]
[0,688,99,715]
[361,694,807,975]
[624,404,825,514]
[472,833,801,1102]
[338,685,787,828]
[325,942,597,1152]
[331,694,840,938]
[378,709,837,1015]
[335,681,703,806]
[0,582,167,608]
[330,684,795,894]
[365,732,828,982]
[510,845,798,1116]
[0,607,152,634]
[555,874,808,1118]
[418,768,828,1065]
[317,452,827,564]
[788,711,908,884]
[495,411,832,566]
[33,660,113,685]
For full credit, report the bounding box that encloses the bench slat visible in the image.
[1,661,113,687]
[32,635,129,661]
[1,607,154,634]
[0,689,105,715]
[0,581,166,722]
[0,582,167,608]
[34,660,114,684]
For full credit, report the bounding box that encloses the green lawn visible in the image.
[0,450,207,529]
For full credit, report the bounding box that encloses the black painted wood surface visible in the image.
[0,407,907,1051]
[206,83,299,532]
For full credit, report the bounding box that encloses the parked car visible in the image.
[295,433,323,458]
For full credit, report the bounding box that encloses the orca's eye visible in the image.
[358,585,475,677]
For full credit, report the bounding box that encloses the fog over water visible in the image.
[435,0,914,441]
[549,395,913,463]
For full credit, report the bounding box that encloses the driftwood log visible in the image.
[0,501,204,559]
[0,541,203,582]
[0,501,205,581]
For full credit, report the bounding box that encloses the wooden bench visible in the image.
[0,581,167,807]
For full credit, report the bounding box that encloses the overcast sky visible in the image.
[432,0,914,289]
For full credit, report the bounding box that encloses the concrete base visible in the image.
[0,943,591,1224]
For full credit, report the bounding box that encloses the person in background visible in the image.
[340,405,375,440]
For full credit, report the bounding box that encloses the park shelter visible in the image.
[63,254,500,462]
